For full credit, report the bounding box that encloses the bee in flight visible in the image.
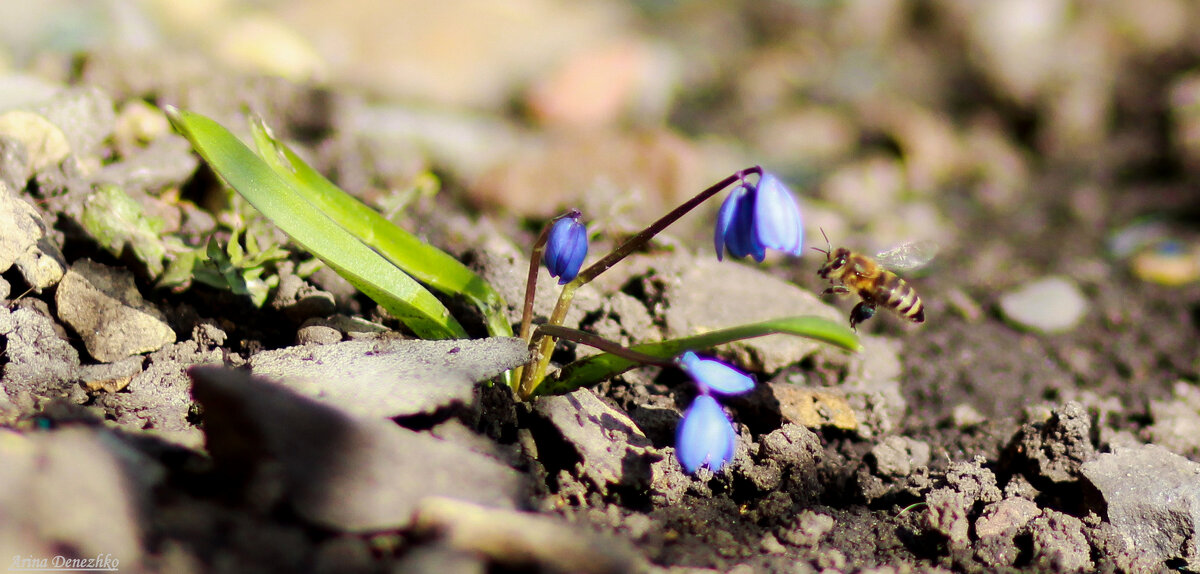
[813,231,937,331]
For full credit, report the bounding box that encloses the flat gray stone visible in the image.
[249,337,529,419]
[1081,443,1200,567]
[55,258,176,362]
[532,388,655,494]
[659,253,843,373]
[190,366,524,532]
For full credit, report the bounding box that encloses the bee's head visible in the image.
[812,228,840,278]
[817,248,851,278]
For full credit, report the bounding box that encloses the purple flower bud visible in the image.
[676,394,737,474]
[543,214,588,284]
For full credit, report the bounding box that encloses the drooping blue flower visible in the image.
[714,172,803,262]
[543,214,588,284]
[674,352,756,474]
[676,394,737,474]
[677,351,755,396]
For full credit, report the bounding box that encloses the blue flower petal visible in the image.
[678,351,755,396]
[544,216,589,284]
[752,173,803,256]
[676,394,737,474]
[714,187,742,261]
[715,185,765,262]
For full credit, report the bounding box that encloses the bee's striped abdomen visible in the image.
[874,272,925,323]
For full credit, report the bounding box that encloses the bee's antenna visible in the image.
[811,227,832,257]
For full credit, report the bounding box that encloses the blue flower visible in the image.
[677,351,755,396]
[543,214,588,284]
[674,352,756,474]
[676,394,736,474]
[714,172,803,262]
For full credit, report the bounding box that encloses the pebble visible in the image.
[55,259,176,362]
[998,275,1087,333]
[975,497,1041,538]
[869,436,931,478]
[0,180,67,289]
[1081,443,1200,568]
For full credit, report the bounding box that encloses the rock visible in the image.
[1001,401,1095,486]
[0,427,149,570]
[412,497,642,574]
[90,136,199,195]
[25,86,116,162]
[1147,380,1200,458]
[869,436,931,478]
[768,383,858,432]
[296,322,343,345]
[78,355,143,393]
[91,327,226,448]
[975,497,1041,538]
[998,275,1088,333]
[269,271,336,323]
[249,337,529,419]
[0,110,71,175]
[1027,509,1093,572]
[778,510,835,547]
[55,259,176,362]
[531,388,656,496]
[756,423,824,499]
[189,366,525,532]
[0,301,83,408]
[660,253,844,373]
[1081,443,1200,567]
[926,458,1002,545]
[0,181,67,289]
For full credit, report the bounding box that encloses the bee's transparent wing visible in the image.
[875,240,939,272]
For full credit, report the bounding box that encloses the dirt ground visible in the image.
[4,2,1200,573]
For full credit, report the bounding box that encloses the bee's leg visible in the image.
[823,286,851,296]
[849,301,876,331]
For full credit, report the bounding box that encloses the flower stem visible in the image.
[516,166,761,399]
[512,209,579,390]
[575,166,761,284]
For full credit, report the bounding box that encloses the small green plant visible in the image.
[79,184,172,277]
[167,108,861,474]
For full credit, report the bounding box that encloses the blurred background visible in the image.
[4,0,1200,285]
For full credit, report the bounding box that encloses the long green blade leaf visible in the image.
[166,107,467,339]
[248,118,512,338]
[533,315,860,396]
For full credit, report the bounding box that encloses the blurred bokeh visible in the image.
[4,0,1200,272]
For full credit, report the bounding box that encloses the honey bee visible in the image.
[814,231,937,331]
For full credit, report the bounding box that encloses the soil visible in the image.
[3,3,1200,574]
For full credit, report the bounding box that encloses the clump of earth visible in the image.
[4,2,1200,573]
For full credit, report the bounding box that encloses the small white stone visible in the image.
[999,275,1087,333]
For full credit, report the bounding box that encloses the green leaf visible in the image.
[533,315,860,396]
[247,117,512,338]
[80,184,167,276]
[166,107,467,339]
